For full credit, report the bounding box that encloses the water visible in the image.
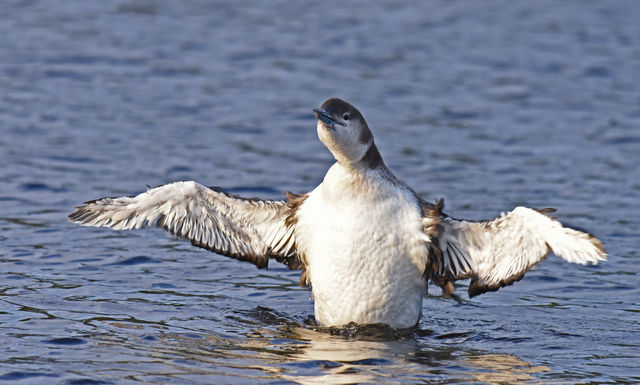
[1,1,639,383]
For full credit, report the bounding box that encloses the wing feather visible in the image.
[425,205,606,297]
[69,181,305,269]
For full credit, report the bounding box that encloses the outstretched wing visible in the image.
[424,205,607,297]
[69,181,306,269]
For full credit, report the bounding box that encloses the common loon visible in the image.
[69,98,606,329]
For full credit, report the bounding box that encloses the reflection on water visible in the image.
[466,354,550,385]
[100,314,550,384]
[81,308,550,384]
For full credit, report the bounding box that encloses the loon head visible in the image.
[313,98,382,169]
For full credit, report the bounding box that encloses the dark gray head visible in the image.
[313,98,383,169]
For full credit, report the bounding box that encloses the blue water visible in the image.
[1,1,639,383]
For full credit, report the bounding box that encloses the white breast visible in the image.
[294,164,429,329]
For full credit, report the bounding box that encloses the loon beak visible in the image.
[313,108,343,129]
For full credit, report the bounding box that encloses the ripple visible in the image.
[42,337,87,346]
[106,256,158,266]
[0,217,46,227]
[19,182,67,192]
[47,155,100,164]
[0,372,58,381]
[603,135,640,145]
[345,358,391,365]
[436,331,474,340]
[65,379,115,385]
[151,282,176,289]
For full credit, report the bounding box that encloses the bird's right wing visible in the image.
[69,181,306,269]
[425,206,607,297]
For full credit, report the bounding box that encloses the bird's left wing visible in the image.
[423,204,607,297]
[69,181,305,269]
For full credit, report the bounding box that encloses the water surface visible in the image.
[1,1,639,384]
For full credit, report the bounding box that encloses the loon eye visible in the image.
[343,113,350,121]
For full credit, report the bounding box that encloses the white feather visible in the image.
[437,207,606,293]
[69,181,296,265]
